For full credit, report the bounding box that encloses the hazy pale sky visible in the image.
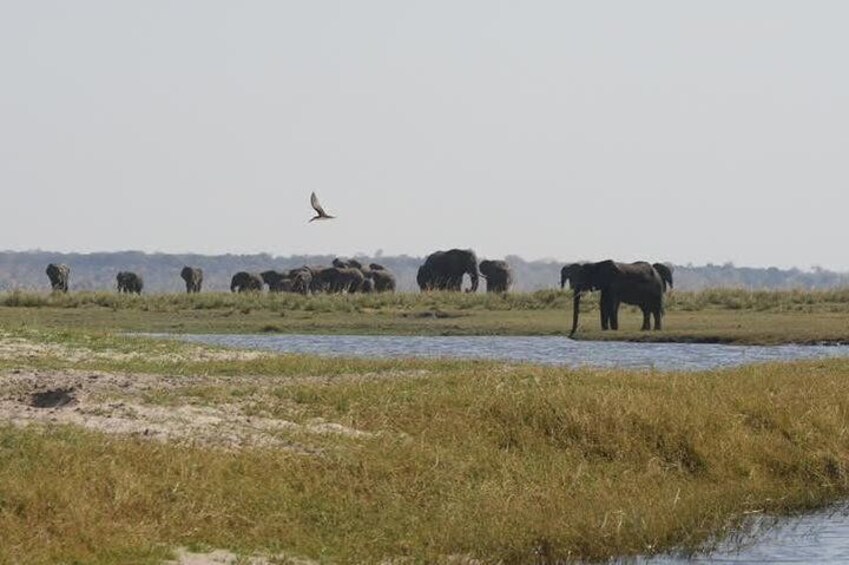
[1,2,847,269]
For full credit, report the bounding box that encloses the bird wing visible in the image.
[310,192,327,215]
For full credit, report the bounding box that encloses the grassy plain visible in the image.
[2,288,849,344]
[2,290,849,562]
[1,328,849,563]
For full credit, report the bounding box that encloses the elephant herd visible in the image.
[232,259,397,294]
[45,264,190,295]
[45,254,674,335]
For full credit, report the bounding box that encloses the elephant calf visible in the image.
[479,259,513,293]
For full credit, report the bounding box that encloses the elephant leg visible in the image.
[599,292,609,330]
[653,307,663,331]
[610,300,620,330]
[641,307,651,331]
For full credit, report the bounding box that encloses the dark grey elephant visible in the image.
[230,271,264,293]
[418,249,480,292]
[561,260,665,335]
[260,270,291,293]
[116,271,143,294]
[479,260,513,293]
[303,266,331,294]
[180,266,203,294]
[317,267,365,293]
[46,263,70,293]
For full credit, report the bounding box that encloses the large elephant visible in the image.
[479,260,513,293]
[116,271,143,294]
[561,260,665,335]
[180,266,203,294]
[45,263,70,293]
[418,249,480,292]
[230,271,264,293]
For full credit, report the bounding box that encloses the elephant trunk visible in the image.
[467,268,479,293]
[570,292,581,336]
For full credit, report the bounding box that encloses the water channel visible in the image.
[163,333,849,561]
[172,333,849,372]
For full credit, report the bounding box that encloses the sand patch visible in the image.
[165,547,316,565]
[0,370,374,451]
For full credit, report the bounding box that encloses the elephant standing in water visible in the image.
[180,266,203,294]
[116,271,144,294]
[479,260,513,293]
[561,260,665,335]
[417,249,480,292]
[231,271,264,293]
[46,263,70,292]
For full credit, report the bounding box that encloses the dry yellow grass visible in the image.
[1,329,849,563]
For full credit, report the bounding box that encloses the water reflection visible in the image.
[170,334,849,372]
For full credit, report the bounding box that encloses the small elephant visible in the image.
[180,266,203,294]
[116,271,143,294]
[479,260,513,293]
[369,269,396,292]
[46,263,70,293]
[231,271,264,293]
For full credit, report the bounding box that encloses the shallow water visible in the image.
[643,506,849,563]
[170,334,849,372]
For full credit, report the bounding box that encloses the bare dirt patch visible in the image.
[0,369,375,451]
[165,547,316,565]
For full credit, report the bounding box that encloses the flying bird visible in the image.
[309,191,335,222]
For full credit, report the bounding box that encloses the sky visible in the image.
[1,1,847,270]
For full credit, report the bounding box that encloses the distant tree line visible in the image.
[0,251,847,293]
